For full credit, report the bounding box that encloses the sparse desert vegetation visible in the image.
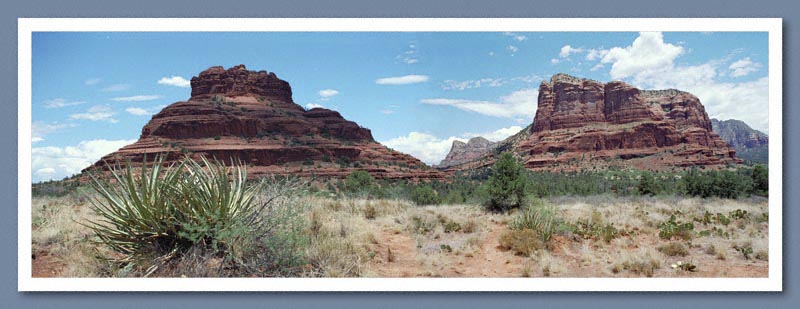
[31,155,769,278]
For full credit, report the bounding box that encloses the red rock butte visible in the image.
[85,65,443,180]
[447,73,741,172]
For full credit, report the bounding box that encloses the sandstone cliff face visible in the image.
[711,118,769,164]
[448,73,740,172]
[438,137,497,168]
[86,65,442,180]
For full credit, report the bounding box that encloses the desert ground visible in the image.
[31,191,768,278]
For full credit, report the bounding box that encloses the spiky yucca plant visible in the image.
[86,155,263,265]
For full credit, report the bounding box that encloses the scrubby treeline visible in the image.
[316,154,768,209]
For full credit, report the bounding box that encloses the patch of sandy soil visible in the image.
[31,249,64,278]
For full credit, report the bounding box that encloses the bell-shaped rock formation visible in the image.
[85,65,442,180]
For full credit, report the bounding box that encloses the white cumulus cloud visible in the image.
[559,45,584,58]
[589,31,769,132]
[31,138,135,182]
[421,88,538,119]
[305,103,324,109]
[375,75,429,85]
[157,76,191,87]
[599,32,685,80]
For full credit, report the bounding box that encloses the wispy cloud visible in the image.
[441,78,506,91]
[397,43,419,64]
[318,89,339,101]
[100,84,130,92]
[124,107,150,116]
[507,45,519,54]
[157,76,191,87]
[375,75,429,85]
[69,105,117,123]
[503,32,528,42]
[421,88,538,118]
[125,105,165,116]
[84,78,101,86]
[728,57,762,77]
[111,95,162,102]
[32,122,76,142]
[43,98,86,108]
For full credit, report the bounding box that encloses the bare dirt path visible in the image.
[368,220,527,277]
[368,228,422,277]
[449,222,525,277]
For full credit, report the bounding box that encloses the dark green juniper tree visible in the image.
[485,152,530,212]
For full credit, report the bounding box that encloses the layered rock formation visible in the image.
[85,65,442,180]
[711,118,769,164]
[448,73,740,172]
[438,137,497,168]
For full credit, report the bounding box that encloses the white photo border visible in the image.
[18,18,783,292]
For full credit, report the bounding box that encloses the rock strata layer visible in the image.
[446,73,740,172]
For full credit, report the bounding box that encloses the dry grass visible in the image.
[31,193,112,277]
[32,191,768,278]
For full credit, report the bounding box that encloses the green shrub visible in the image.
[410,185,440,206]
[344,170,377,197]
[85,155,307,277]
[637,172,659,196]
[485,152,530,212]
[752,164,768,195]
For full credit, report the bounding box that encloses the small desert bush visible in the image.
[613,249,661,277]
[508,199,559,243]
[498,229,544,257]
[86,155,308,277]
[657,242,689,257]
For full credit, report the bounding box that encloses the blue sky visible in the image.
[31,31,769,182]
